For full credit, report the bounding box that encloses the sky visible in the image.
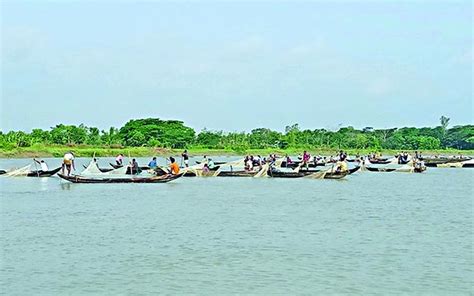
[1,0,472,133]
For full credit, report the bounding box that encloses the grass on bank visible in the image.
[1,144,473,158]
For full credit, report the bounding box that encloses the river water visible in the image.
[1,157,472,295]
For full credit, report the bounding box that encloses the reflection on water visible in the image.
[60,182,72,191]
[0,158,473,295]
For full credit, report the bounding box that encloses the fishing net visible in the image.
[253,163,270,178]
[437,162,463,168]
[304,169,328,179]
[4,165,32,177]
[80,160,103,175]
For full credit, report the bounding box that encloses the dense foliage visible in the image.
[1,117,473,151]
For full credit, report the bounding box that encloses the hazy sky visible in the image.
[1,1,472,133]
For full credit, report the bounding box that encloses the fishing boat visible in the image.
[0,170,6,175]
[367,159,391,165]
[323,171,349,179]
[348,166,361,174]
[217,170,258,177]
[365,167,397,172]
[183,166,220,177]
[195,161,227,165]
[267,169,306,178]
[109,163,151,170]
[58,173,183,184]
[82,165,114,173]
[26,167,62,177]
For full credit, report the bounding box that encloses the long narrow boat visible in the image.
[0,170,6,175]
[195,161,227,165]
[82,165,114,173]
[217,170,258,177]
[267,170,306,178]
[365,167,397,172]
[26,167,62,177]
[348,166,361,174]
[323,171,349,179]
[183,166,221,177]
[109,163,151,170]
[58,173,183,184]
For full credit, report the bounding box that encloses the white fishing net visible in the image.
[4,165,32,177]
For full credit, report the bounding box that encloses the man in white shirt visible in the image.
[34,159,49,172]
[62,152,75,176]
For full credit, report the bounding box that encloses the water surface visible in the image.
[1,158,472,295]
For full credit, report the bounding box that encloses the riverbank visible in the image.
[1,145,473,158]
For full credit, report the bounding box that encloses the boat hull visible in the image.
[58,173,183,183]
[26,167,62,177]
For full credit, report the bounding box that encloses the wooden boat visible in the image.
[183,166,221,177]
[462,163,474,168]
[26,167,62,177]
[109,163,151,170]
[424,158,471,167]
[282,161,326,168]
[82,165,114,173]
[267,169,305,178]
[58,173,183,184]
[367,159,391,165]
[348,166,361,174]
[323,171,349,179]
[0,170,6,175]
[195,161,227,165]
[365,167,397,172]
[217,170,258,177]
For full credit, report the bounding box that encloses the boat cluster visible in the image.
[1,151,471,184]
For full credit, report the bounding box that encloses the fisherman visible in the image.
[62,152,75,176]
[130,159,140,175]
[148,157,158,169]
[202,163,210,173]
[116,154,124,165]
[245,156,253,171]
[302,151,311,170]
[182,150,189,167]
[285,154,293,167]
[208,158,215,169]
[169,157,180,175]
[33,158,49,172]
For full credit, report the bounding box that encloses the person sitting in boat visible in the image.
[116,154,124,165]
[33,158,49,172]
[148,157,158,169]
[169,157,180,175]
[62,152,75,176]
[208,158,215,169]
[202,163,210,173]
[335,161,348,173]
[285,155,293,167]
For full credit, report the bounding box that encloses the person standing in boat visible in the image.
[116,154,124,166]
[285,154,293,167]
[62,152,75,176]
[169,157,180,175]
[33,158,49,172]
[302,151,311,169]
[130,159,140,175]
[148,157,158,169]
[181,150,189,167]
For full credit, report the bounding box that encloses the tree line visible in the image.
[1,117,473,151]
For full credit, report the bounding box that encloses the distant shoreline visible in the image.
[1,145,473,159]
